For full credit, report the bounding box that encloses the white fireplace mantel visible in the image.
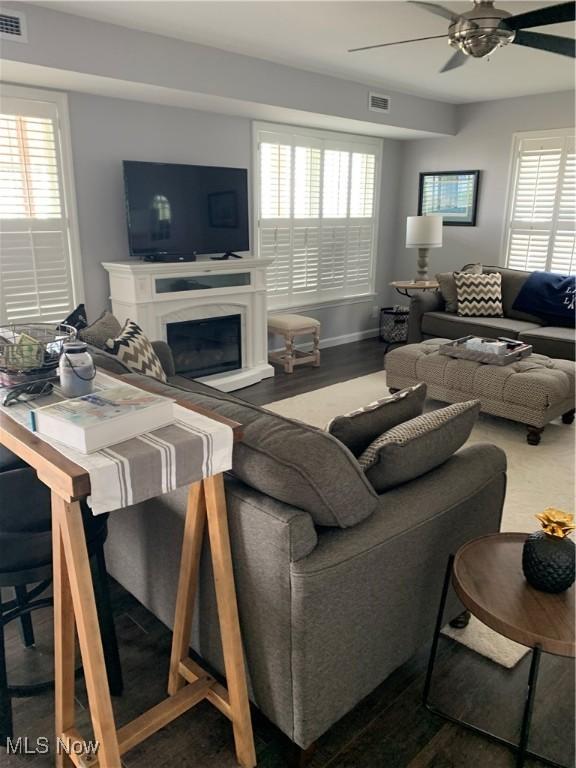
[102,259,275,391]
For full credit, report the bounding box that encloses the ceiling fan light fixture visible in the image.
[450,27,515,58]
[349,0,575,66]
[448,0,515,58]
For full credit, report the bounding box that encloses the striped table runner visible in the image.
[1,372,233,515]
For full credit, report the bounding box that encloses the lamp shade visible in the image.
[406,215,443,248]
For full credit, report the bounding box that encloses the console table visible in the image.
[0,392,255,768]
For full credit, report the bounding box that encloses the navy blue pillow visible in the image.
[512,272,575,328]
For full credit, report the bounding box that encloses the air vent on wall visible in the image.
[368,92,390,114]
[0,10,27,42]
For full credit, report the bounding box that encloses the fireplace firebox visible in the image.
[167,315,242,378]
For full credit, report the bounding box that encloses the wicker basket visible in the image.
[0,323,77,387]
[380,306,409,346]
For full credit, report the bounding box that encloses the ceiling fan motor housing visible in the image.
[449,0,515,58]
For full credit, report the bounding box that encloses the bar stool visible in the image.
[0,446,123,740]
[268,314,321,374]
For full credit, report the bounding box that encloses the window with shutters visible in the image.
[254,123,381,308]
[0,85,83,324]
[503,129,575,275]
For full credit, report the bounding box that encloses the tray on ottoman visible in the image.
[439,336,533,366]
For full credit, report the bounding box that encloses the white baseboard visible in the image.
[270,327,380,354]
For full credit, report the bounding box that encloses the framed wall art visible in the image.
[418,170,480,226]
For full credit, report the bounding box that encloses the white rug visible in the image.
[442,615,529,669]
[266,371,575,666]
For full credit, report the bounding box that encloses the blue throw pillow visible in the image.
[512,272,575,328]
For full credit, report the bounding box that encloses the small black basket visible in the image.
[379,305,409,348]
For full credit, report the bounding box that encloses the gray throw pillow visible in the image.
[79,311,122,349]
[455,272,504,317]
[358,400,480,493]
[327,383,426,457]
[436,263,482,313]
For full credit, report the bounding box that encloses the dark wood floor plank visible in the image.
[237,337,387,406]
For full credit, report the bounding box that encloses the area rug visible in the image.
[266,371,574,667]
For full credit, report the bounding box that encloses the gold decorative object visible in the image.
[534,508,575,539]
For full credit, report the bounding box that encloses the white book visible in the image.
[30,385,174,454]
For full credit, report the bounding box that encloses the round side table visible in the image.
[389,280,439,297]
[424,533,575,768]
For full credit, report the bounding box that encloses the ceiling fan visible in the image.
[348,0,576,72]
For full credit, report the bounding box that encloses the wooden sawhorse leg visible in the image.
[52,492,121,767]
[168,475,256,768]
[51,476,254,768]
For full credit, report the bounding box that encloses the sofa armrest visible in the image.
[225,476,318,562]
[407,291,445,343]
[294,442,506,573]
[151,340,176,378]
[287,442,506,747]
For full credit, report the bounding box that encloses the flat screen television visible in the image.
[123,161,249,261]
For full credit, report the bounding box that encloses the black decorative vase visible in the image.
[522,532,575,594]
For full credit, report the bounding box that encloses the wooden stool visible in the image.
[268,314,321,374]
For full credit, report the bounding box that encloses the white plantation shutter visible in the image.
[256,124,380,307]
[260,141,291,219]
[293,145,321,218]
[505,131,576,275]
[322,150,349,218]
[350,153,376,218]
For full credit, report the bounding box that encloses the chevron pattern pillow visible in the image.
[105,320,167,382]
[455,272,504,317]
[358,400,480,492]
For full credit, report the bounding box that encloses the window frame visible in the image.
[0,83,84,323]
[252,121,382,310]
[501,127,575,274]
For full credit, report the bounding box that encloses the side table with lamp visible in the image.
[383,215,443,346]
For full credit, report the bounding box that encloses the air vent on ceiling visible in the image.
[368,92,390,114]
[0,10,27,42]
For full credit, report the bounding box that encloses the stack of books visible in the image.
[30,385,174,454]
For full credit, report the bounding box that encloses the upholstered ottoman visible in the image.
[268,314,320,374]
[386,339,575,445]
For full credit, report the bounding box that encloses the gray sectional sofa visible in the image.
[407,266,575,360]
[90,342,507,750]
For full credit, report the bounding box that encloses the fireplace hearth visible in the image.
[167,314,242,378]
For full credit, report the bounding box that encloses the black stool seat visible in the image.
[0,446,123,740]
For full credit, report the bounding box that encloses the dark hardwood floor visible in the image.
[236,337,388,405]
[2,338,574,768]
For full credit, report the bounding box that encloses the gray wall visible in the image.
[391,90,575,289]
[3,2,455,138]
[68,92,402,340]
[62,89,576,336]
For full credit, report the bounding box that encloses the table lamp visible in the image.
[406,215,443,281]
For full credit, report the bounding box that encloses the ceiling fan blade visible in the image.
[440,49,469,72]
[348,34,446,52]
[501,1,575,31]
[513,30,576,58]
[408,1,477,27]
